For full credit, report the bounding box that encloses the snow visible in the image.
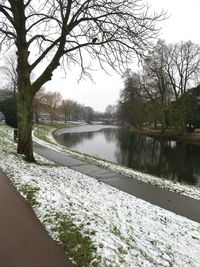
[0,125,200,266]
[33,126,200,200]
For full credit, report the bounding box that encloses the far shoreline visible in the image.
[131,127,200,146]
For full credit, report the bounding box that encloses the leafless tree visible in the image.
[165,41,200,98]
[0,53,18,93]
[117,70,147,128]
[0,0,165,161]
[142,40,172,129]
[60,99,72,122]
[118,40,200,132]
[105,105,116,117]
[60,99,82,121]
[40,90,62,122]
[33,87,47,122]
[164,41,200,131]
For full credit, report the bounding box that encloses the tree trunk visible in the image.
[50,114,53,123]
[17,88,35,162]
[34,111,39,123]
[154,118,157,129]
[160,108,167,132]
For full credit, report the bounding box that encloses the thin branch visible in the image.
[0,5,14,26]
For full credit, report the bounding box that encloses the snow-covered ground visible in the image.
[1,125,200,266]
[34,125,200,200]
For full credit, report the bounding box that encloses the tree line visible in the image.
[117,40,200,133]
[0,87,117,127]
[33,89,95,123]
[34,90,116,123]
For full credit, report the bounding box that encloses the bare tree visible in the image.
[142,40,172,129]
[164,41,200,131]
[0,0,165,161]
[105,105,116,117]
[82,105,94,122]
[40,90,62,123]
[60,99,71,122]
[60,99,81,121]
[165,41,200,98]
[0,53,18,94]
[118,40,200,132]
[117,70,147,128]
[33,87,47,123]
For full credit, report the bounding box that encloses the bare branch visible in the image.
[0,4,14,26]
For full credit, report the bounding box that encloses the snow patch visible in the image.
[0,125,200,266]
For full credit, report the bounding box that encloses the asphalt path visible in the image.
[0,169,76,267]
[33,141,200,224]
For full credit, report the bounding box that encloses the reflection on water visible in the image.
[55,127,200,186]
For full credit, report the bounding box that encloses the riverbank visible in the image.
[34,131,200,223]
[34,124,200,200]
[131,127,200,145]
[1,125,200,266]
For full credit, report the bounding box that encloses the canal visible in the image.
[54,125,200,186]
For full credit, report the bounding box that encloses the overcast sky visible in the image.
[46,0,200,112]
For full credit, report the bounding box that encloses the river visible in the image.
[54,125,200,186]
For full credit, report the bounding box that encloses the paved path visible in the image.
[34,141,200,223]
[0,169,76,267]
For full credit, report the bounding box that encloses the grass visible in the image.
[34,123,121,166]
[1,125,200,266]
[54,213,98,267]
[33,123,200,198]
[34,125,54,143]
[20,184,40,207]
[35,121,82,129]
[34,121,83,144]
[0,125,98,266]
[34,123,172,185]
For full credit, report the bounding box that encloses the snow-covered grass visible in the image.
[34,124,200,200]
[1,125,200,266]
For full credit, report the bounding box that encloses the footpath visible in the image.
[0,169,76,267]
[33,141,200,224]
[0,133,199,267]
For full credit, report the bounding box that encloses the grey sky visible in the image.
[46,0,200,112]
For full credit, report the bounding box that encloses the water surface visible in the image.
[54,125,200,186]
